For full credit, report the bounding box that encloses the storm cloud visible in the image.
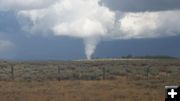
[102,0,180,12]
[0,0,180,59]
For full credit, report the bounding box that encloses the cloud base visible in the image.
[1,0,180,59]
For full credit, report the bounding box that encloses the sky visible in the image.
[0,0,180,60]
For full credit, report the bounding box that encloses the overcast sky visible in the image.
[0,0,180,60]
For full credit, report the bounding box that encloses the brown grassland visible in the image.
[0,59,180,101]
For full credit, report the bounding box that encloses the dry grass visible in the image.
[0,59,179,101]
[0,76,177,101]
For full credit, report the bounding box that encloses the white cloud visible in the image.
[119,10,180,39]
[1,0,180,59]
[17,0,115,59]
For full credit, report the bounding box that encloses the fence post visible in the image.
[125,68,129,79]
[78,72,81,80]
[58,65,61,81]
[145,66,150,80]
[102,67,106,80]
[11,64,14,80]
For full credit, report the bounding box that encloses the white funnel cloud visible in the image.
[17,0,115,59]
[84,38,100,60]
[1,0,180,59]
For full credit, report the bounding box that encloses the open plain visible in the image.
[0,59,180,101]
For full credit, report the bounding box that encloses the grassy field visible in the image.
[0,59,180,101]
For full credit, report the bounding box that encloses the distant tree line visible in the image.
[122,55,178,59]
[92,55,179,60]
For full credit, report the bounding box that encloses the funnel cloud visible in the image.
[1,0,180,59]
[17,0,115,59]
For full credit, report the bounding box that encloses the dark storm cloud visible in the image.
[102,0,180,12]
